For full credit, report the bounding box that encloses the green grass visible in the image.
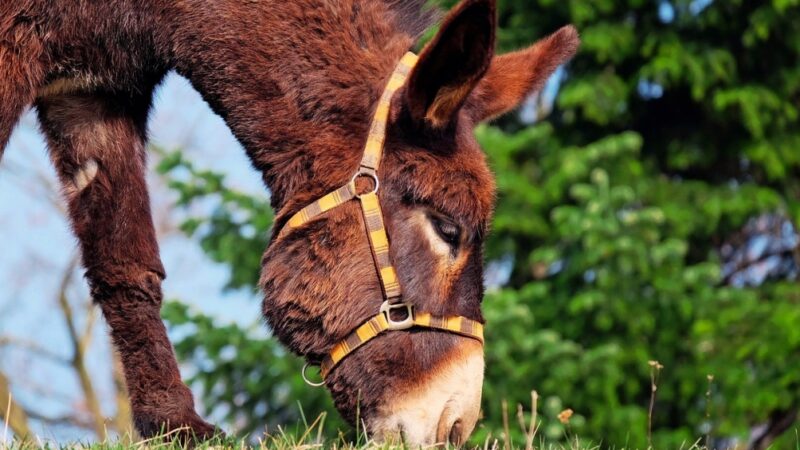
[0,397,736,450]
[0,434,714,450]
[1,414,715,450]
[0,434,606,450]
[5,393,793,449]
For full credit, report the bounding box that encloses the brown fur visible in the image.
[0,0,578,442]
[406,0,495,130]
[467,24,580,122]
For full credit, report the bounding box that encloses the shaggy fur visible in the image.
[0,0,578,442]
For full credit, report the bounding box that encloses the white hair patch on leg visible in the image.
[73,159,99,192]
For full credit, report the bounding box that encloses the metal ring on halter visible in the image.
[351,169,380,197]
[302,362,325,387]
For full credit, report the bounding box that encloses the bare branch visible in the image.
[0,337,70,365]
[111,349,134,442]
[55,257,107,440]
[748,407,799,450]
[23,408,97,431]
[0,154,65,216]
[0,371,31,439]
[78,301,97,363]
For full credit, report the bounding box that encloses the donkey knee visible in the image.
[86,267,165,305]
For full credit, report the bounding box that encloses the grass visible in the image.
[0,428,716,450]
[2,380,793,450]
[1,405,714,450]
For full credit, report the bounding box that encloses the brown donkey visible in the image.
[0,0,578,445]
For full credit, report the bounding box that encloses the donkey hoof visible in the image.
[134,411,223,443]
[174,414,224,443]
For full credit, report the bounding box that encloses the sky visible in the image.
[0,73,269,442]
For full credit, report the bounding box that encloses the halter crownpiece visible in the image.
[275,52,484,384]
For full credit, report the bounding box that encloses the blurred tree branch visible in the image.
[0,256,133,440]
[0,371,30,439]
[56,257,106,440]
[0,337,69,364]
[23,408,97,430]
[111,351,133,443]
[749,406,798,450]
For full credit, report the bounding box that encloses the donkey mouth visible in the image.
[369,339,484,446]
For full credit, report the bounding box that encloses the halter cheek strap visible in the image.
[275,52,484,383]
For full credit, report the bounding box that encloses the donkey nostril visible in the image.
[448,419,464,445]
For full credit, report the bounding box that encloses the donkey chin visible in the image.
[364,339,484,446]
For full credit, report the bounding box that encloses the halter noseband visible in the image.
[274,52,484,384]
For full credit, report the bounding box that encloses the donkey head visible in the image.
[261,0,578,444]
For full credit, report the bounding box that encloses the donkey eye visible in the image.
[431,216,461,247]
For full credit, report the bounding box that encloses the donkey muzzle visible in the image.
[369,339,484,446]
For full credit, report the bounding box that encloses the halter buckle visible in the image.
[380,300,414,330]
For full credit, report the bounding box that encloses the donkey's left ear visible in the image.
[404,0,496,131]
[467,25,580,123]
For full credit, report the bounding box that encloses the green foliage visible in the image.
[157,151,270,290]
[158,0,800,447]
[161,302,344,437]
[475,124,796,448]
[156,152,346,437]
[473,0,800,447]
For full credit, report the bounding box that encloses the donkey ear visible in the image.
[467,25,580,123]
[404,0,496,131]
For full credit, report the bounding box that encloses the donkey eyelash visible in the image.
[407,198,469,245]
[429,214,461,247]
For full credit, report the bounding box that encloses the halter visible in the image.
[273,52,484,384]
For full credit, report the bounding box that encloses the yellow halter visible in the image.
[274,52,484,384]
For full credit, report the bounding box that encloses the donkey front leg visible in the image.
[36,91,218,441]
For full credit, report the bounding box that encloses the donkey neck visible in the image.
[162,0,426,210]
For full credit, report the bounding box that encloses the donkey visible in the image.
[1,0,578,445]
